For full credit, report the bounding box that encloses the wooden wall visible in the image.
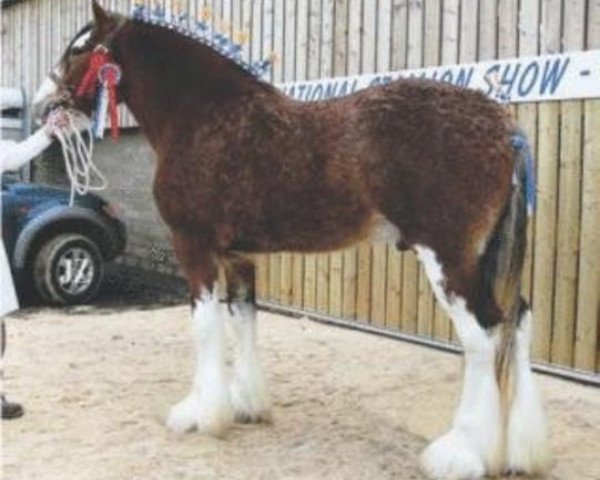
[1,0,599,374]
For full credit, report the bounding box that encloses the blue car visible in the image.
[2,174,126,305]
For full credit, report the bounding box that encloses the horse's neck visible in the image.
[116,24,264,153]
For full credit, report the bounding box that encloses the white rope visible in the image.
[49,110,108,206]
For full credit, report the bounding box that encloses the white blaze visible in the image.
[72,30,91,49]
[33,28,91,106]
[32,74,58,106]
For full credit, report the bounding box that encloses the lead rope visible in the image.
[47,109,108,206]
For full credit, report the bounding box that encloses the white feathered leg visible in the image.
[506,309,550,474]
[420,299,503,480]
[416,246,503,480]
[167,286,234,437]
[227,301,272,423]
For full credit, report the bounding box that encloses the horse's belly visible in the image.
[233,207,399,254]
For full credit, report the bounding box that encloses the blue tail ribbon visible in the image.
[510,133,536,214]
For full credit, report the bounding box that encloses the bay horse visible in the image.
[34,2,549,478]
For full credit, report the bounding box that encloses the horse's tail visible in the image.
[481,128,534,457]
[492,128,533,323]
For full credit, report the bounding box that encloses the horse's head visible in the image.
[33,1,126,123]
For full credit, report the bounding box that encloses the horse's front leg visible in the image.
[166,232,234,437]
[223,253,272,423]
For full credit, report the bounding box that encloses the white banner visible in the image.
[279,49,600,104]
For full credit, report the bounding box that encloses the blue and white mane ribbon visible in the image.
[131,2,274,78]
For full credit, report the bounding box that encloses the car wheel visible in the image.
[32,234,104,305]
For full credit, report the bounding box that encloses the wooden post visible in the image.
[329,0,347,318]
[382,0,403,331]
[551,0,584,367]
[532,0,561,363]
[254,0,273,302]
[517,0,540,307]
[369,0,392,328]
[341,0,361,321]
[574,2,600,372]
[289,0,310,311]
[267,0,283,304]
[432,0,458,341]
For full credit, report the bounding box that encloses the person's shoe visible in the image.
[2,395,24,419]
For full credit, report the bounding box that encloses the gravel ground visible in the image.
[2,267,600,480]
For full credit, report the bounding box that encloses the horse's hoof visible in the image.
[506,442,551,478]
[230,377,273,424]
[234,408,273,424]
[166,393,199,434]
[507,391,551,476]
[420,431,486,480]
[196,399,235,438]
[168,389,234,438]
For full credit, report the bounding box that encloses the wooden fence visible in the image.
[1,0,599,375]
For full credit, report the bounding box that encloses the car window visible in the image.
[2,172,20,187]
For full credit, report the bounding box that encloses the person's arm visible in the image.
[0,128,53,173]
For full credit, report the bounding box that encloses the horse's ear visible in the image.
[91,1,109,26]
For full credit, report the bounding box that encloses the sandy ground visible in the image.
[2,270,600,480]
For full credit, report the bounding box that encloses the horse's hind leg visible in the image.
[506,304,550,474]
[416,246,504,479]
[413,137,552,477]
[166,231,234,437]
[415,256,548,477]
[418,283,549,479]
[222,253,272,423]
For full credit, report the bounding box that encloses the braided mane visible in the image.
[129,3,273,80]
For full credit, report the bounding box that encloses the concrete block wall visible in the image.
[34,129,181,276]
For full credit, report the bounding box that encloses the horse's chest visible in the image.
[152,162,217,224]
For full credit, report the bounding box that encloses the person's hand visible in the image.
[44,108,71,136]
[44,109,91,137]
